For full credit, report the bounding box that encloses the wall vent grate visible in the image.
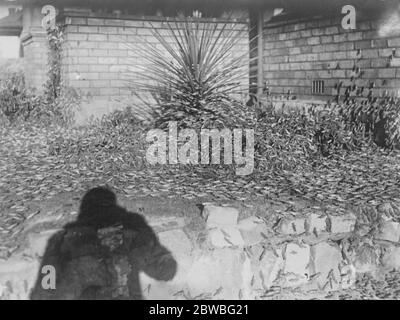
[312,80,325,94]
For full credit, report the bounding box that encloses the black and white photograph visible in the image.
[0,0,400,305]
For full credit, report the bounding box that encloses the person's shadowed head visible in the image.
[31,187,177,300]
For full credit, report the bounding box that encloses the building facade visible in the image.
[262,5,400,100]
[0,0,399,121]
[0,0,252,121]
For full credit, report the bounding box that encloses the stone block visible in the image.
[146,229,194,289]
[185,249,247,299]
[306,213,328,236]
[209,227,244,248]
[376,221,400,243]
[277,217,306,235]
[238,216,269,246]
[310,242,342,291]
[328,213,356,234]
[249,245,283,290]
[382,245,400,271]
[0,258,40,300]
[238,216,264,231]
[203,205,239,228]
[282,243,310,286]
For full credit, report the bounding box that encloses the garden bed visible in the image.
[1,122,400,252]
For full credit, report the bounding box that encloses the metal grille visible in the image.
[312,80,325,94]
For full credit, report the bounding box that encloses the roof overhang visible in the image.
[0,0,397,10]
[0,26,21,36]
[0,0,397,19]
[0,8,22,36]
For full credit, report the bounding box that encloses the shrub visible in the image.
[255,106,318,172]
[0,70,43,123]
[336,97,400,149]
[0,70,79,127]
[254,100,381,172]
[309,104,372,156]
[126,13,251,130]
[44,25,64,105]
[0,24,77,127]
[48,107,149,170]
[31,88,80,127]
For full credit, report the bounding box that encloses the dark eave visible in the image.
[0,0,397,10]
[0,9,22,36]
[0,0,397,17]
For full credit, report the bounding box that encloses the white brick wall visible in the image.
[62,15,250,100]
[263,16,400,99]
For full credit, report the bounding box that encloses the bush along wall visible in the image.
[0,24,79,127]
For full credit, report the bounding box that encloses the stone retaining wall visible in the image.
[1,201,400,299]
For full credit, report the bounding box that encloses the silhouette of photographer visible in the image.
[31,187,177,300]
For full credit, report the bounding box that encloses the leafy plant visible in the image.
[32,88,80,127]
[254,99,381,172]
[126,13,251,129]
[337,97,400,149]
[0,70,43,122]
[255,105,318,172]
[44,25,64,105]
[0,24,78,127]
[48,106,149,170]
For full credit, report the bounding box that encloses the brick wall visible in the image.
[61,14,249,104]
[263,16,400,100]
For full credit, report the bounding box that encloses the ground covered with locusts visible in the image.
[1,114,400,299]
[1,118,400,240]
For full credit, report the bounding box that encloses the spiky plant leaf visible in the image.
[124,13,252,129]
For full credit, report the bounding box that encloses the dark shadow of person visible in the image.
[30,187,177,300]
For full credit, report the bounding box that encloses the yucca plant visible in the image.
[126,13,251,129]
